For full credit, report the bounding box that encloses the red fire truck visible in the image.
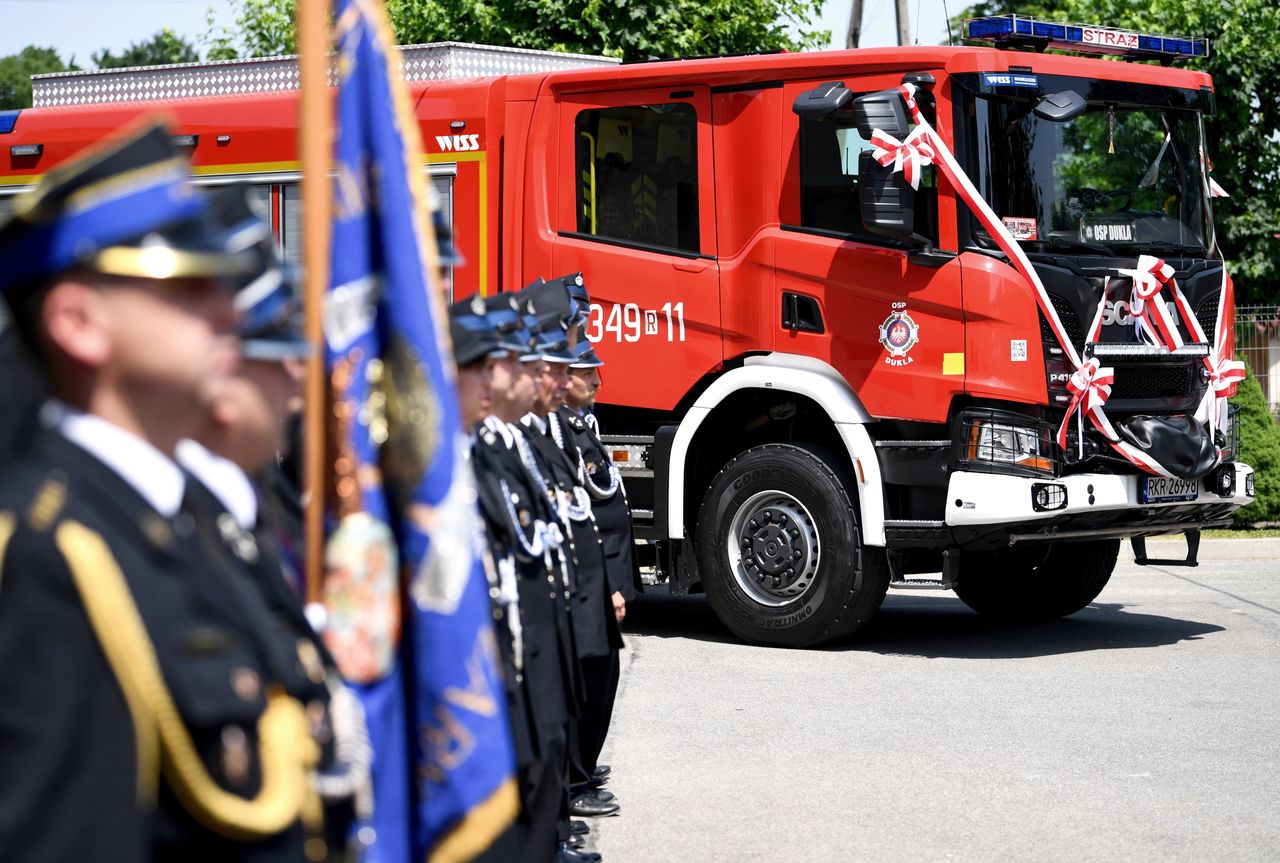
[0,18,1256,646]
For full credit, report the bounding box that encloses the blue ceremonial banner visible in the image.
[322,0,518,860]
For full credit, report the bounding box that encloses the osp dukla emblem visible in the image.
[878,304,919,367]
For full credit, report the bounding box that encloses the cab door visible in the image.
[775,72,964,424]
[552,86,720,412]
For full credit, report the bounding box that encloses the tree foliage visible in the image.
[204,0,298,60]
[92,29,200,69]
[387,0,828,60]
[953,0,1280,304]
[205,0,826,62]
[1230,363,1280,524]
[0,46,77,110]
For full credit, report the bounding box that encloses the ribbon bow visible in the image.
[870,125,935,190]
[1121,255,1184,350]
[1056,358,1115,451]
[1205,354,1246,396]
[1203,353,1247,450]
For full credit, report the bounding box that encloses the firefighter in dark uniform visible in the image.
[469,294,585,861]
[446,294,528,862]
[515,292,623,830]
[555,336,642,809]
[177,187,370,861]
[0,124,320,862]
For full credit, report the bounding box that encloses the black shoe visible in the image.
[588,773,609,789]
[570,793,620,817]
[585,788,615,804]
[592,765,611,780]
[570,820,589,836]
[558,843,601,863]
[568,834,587,850]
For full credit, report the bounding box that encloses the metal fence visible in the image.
[1236,304,1280,417]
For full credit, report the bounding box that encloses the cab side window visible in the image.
[575,103,699,254]
[798,97,938,245]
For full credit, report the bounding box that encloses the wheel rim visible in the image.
[726,490,821,607]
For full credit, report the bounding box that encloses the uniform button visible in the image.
[306,699,332,744]
[297,639,327,685]
[221,725,250,785]
[231,667,261,701]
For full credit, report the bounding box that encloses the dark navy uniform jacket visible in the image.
[554,407,642,603]
[522,415,621,659]
[0,432,311,862]
[472,419,577,751]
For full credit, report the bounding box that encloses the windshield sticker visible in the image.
[1080,217,1136,243]
[982,72,1039,88]
[1003,217,1038,241]
[879,302,918,367]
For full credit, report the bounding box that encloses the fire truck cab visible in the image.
[0,19,1255,646]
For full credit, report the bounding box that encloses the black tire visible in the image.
[694,444,889,647]
[953,539,1120,620]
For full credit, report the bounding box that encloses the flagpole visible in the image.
[298,0,331,605]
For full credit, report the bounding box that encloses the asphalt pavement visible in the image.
[585,558,1280,862]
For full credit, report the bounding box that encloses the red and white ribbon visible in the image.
[880,84,1202,479]
[1204,353,1247,444]
[1120,255,1183,350]
[1056,358,1115,454]
[870,126,935,190]
[1200,147,1229,199]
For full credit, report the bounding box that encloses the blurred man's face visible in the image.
[41,272,240,444]
[534,361,569,415]
[490,354,536,422]
[565,366,601,410]
[205,355,303,472]
[456,357,493,428]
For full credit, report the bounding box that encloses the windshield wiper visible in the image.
[1022,238,1112,255]
[1141,243,1207,258]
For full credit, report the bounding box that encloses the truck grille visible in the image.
[1196,295,1219,341]
[1109,363,1196,400]
[1038,295,1086,352]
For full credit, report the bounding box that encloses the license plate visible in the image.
[1140,476,1199,503]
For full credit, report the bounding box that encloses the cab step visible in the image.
[887,548,959,590]
[1131,530,1200,567]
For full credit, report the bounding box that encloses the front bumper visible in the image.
[943,463,1253,548]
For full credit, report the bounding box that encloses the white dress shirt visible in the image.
[176,439,260,530]
[43,399,185,517]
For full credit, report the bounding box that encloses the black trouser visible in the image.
[568,650,621,796]
[521,734,567,862]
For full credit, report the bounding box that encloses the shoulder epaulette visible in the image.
[26,473,67,533]
[0,510,15,580]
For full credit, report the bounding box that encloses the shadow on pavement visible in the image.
[624,589,1225,659]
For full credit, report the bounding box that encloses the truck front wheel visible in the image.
[695,444,888,647]
[953,539,1120,620]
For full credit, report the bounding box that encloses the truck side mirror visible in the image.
[792,81,854,119]
[851,89,911,140]
[1033,90,1087,122]
[858,150,917,244]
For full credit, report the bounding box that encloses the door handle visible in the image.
[672,257,715,274]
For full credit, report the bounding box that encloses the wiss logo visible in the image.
[435,134,481,152]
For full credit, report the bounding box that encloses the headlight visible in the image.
[958,411,1057,476]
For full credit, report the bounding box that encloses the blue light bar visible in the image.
[0,110,19,135]
[964,15,1209,61]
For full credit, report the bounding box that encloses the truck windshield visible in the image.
[963,75,1215,258]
